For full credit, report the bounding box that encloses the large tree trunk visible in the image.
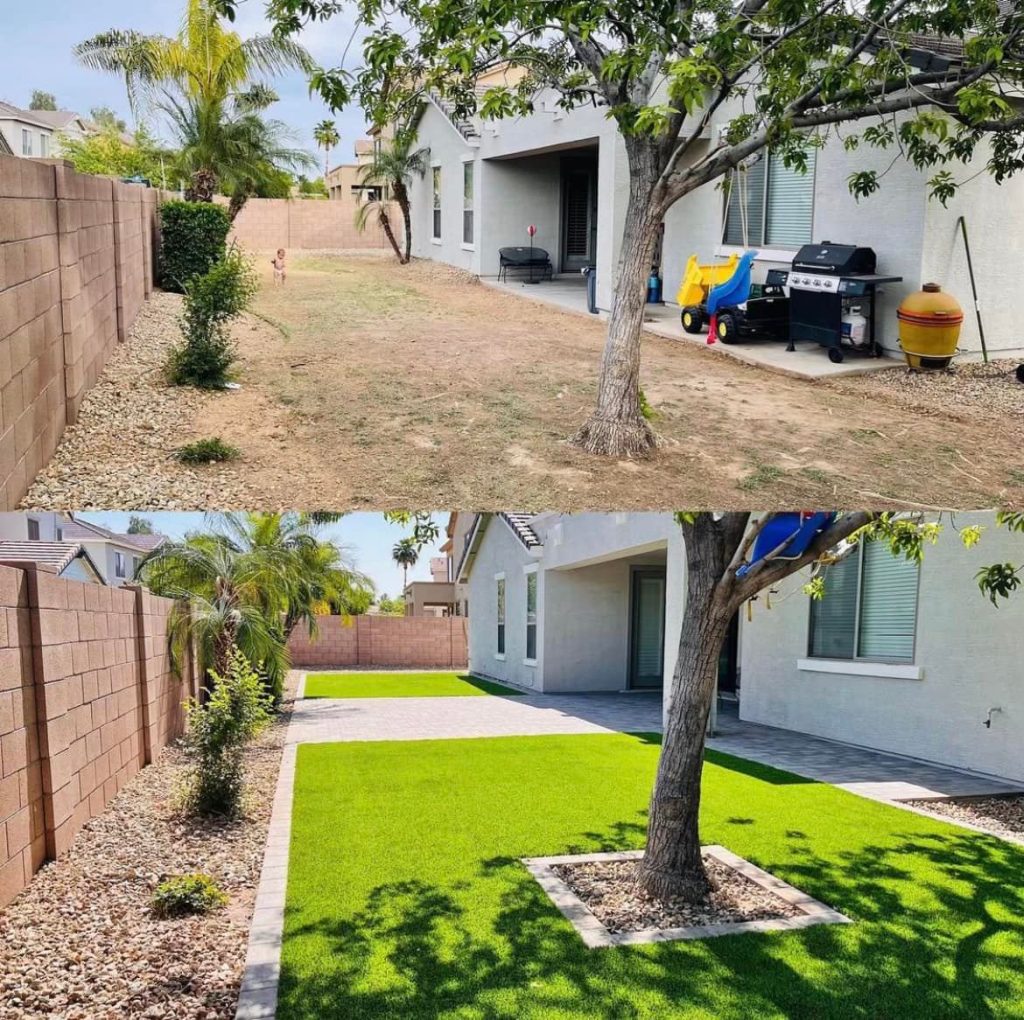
[636,517,737,902]
[394,179,412,264]
[227,188,249,223]
[571,170,661,458]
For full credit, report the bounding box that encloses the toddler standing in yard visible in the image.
[271,248,287,285]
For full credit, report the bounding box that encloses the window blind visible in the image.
[765,151,816,246]
[809,554,859,659]
[857,540,918,662]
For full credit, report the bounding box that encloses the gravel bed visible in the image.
[0,675,296,1020]
[839,358,1024,426]
[906,795,1024,843]
[20,291,258,510]
[551,855,803,934]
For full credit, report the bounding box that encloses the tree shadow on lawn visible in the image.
[276,823,1024,1020]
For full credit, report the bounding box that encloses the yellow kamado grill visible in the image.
[896,283,964,371]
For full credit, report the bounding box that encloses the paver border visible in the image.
[521,846,852,948]
[234,741,297,1020]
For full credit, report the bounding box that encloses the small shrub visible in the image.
[160,200,232,293]
[176,437,241,464]
[638,386,658,422]
[152,873,228,918]
[182,648,272,816]
[168,246,257,388]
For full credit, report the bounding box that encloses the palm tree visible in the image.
[313,119,340,180]
[159,88,315,214]
[141,513,373,701]
[392,537,419,593]
[75,0,312,200]
[140,533,289,695]
[355,127,428,263]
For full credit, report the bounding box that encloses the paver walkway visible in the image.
[287,688,665,744]
[707,709,1021,802]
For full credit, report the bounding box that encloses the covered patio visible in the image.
[483,274,902,380]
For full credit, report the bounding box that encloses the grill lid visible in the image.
[791,242,876,277]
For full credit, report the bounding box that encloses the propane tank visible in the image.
[897,283,964,370]
[841,307,868,348]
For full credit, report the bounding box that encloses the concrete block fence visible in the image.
[0,155,174,508]
[0,563,196,908]
[286,615,468,669]
[225,197,395,251]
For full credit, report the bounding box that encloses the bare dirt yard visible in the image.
[23,253,1024,510]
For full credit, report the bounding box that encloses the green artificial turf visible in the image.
[279,733,1024,1019]
[302,671,522,699]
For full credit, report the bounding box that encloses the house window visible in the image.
[808,539,919,663]
[496,577,505,655]
[114,552,126,579]
[462,162,474,245]
[132,556,140,577]
[432,167,442,240]
[27,518,40,540]
[22,129,32,156]
[39,134,49,158]
[525,572,537,661]
[723,149,816,248]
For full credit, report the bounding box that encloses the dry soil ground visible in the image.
[24,253,1024,510]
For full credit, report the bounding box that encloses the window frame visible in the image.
[39,133,49,158]
[114,551,126,579]
[27,517,40,541]
[524,568,538,665]
[431,165,442,243]
[495,573,506,659]
[722,148,817,250]
[21,129,32,156]
[807,541,921,666]
[461,160,474,249]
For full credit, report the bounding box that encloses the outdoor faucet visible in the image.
[984,707,1003,729]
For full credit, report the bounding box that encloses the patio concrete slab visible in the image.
[483,276,903,381]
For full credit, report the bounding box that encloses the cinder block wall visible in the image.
[0,566,46,908]
[287,615,469,668]
[0,156,172,509]
[226,197,395,251]
[0,160,66,510]
[0,565,190,908]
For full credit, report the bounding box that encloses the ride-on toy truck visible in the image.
[677,253,738,333]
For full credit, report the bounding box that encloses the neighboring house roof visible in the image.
[0,541,104,581]
[354,139,374,156]
[456,513,542,582]
[0,100,54,131]
[29,110,84,132]
[61,517,167,552]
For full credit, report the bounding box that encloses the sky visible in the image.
[76,512,450,599]
[1,0,371,171]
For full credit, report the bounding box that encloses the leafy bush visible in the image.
[182,648,272,816]
[175,437,241,463]
[152,873,228,918]
[168,246,257,388]
[160,200,232,293]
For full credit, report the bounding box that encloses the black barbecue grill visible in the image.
[784,242,902,362]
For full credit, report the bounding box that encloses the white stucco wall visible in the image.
[408,102,477,270]
[739,516,1024,783]
[921,139,1024,358]
[466,518,543,689]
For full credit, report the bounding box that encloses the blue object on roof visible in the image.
[736,512,837,578]
[706,250,758,315]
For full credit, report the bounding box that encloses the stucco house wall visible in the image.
[465,517,541,689]
[739,519,1024,783]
